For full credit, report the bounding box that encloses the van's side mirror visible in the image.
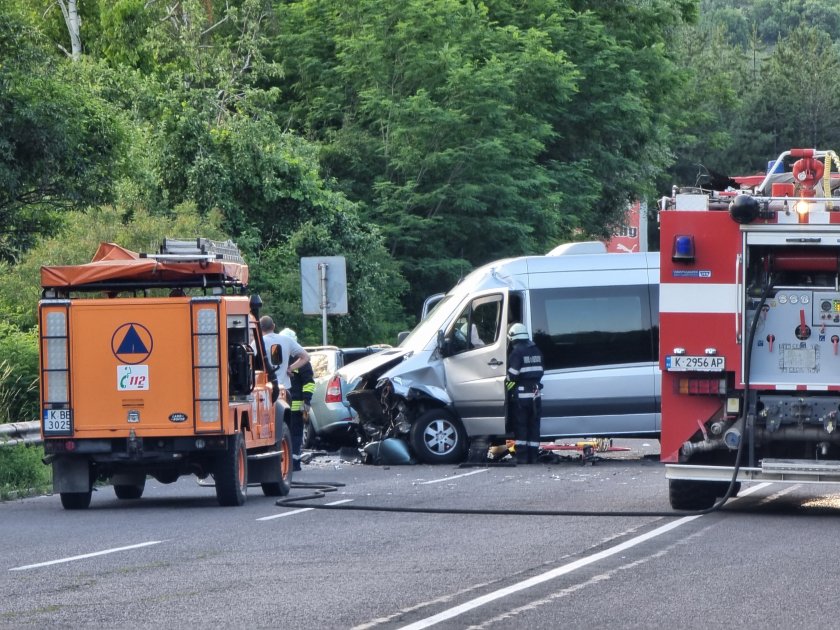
[397,331,409,345]
[437,329,451,357]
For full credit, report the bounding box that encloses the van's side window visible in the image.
[451,294,503,353]
[530,285,654,369]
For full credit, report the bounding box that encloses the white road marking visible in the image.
[757,484,800,505]
[397,482,772,629]
[419,469,488,485]
[9,541,165,572]
[257,498,353,521]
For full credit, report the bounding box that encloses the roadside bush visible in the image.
[0,324,39,423]
[0,444,50,500]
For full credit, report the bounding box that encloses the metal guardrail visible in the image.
[0,421,41,447]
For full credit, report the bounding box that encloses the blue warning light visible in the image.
[672,234,695,263]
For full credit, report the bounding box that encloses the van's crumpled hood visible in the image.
[339,347,451,419]
[336,348,412,385]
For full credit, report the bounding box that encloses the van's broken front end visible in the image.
[345,349,470,465]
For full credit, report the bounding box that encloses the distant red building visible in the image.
[605,200,647,253]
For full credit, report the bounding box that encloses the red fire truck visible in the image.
[660,148,840,509]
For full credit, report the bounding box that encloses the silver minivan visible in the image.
[341,242,660,464]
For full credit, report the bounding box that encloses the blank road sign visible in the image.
[300,256,348,315]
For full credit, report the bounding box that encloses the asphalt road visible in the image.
[3,440,840,629]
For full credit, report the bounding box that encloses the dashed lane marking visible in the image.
[419,469,488,485]
[257,499,353,521]
[9,541,165,572]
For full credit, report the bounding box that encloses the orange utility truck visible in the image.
[39,238,293,509]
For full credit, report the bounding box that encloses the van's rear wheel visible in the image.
[409,409,467,464]
[215,432,247,506]
[668,479,717,510]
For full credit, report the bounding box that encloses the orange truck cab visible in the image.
[39,238,293,509]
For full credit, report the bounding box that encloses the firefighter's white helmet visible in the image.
[508,323,529,341]
[279,327,297,341]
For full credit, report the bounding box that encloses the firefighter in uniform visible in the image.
[506,323,544,464]
[279,328,315,471]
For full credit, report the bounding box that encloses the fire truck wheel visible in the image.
[215,432,248,506]
[262,420,293,497]
[668,479,716,511]
[114,479,146,500]
[60,491,92,510]
[409,409,468,465]
[712,481,741,498]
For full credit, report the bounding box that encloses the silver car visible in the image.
[304,345,391,450]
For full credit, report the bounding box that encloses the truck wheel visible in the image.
[409,409,467,465]
[215,432,248,506]
[60,491,92,510]
[712,481,741,498]
[114,479,145,500]
[668,479,717,511]
[262,421,293,497]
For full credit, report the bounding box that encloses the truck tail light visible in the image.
[677,378,726,395]
[325,375,343,404]
[192,303,221,424]
[42,306,70,406]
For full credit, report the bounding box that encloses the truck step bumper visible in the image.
[667,460,840,484]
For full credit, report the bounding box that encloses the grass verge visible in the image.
[0,443,51,500]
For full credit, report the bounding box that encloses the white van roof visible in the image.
[453,250,659,294]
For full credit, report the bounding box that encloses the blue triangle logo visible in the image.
[116,325,149,354]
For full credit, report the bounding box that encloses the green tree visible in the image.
[751,26,840,156]
[276,0,572,310]
[0,5,124,259]
[274,0,696,312]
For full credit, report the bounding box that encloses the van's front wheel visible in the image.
[410,409,467,464]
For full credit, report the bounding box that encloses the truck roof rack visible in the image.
[40,240,249,295]
[142,238,245,263]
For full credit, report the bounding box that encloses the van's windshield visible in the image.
[399,294,456,349]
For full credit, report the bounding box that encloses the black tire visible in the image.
[303,417,316,450]
[711,480,741,498]
[215,432,248,506]
[152,471,179,484]
[668,479,717,511]
[60,491,92,510]
[114,479,145,500]
[262,420,293,497]
[409,409,467,465]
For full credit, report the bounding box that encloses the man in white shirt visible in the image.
[259,316,310,391]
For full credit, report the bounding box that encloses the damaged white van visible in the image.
[342,242,661,464]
